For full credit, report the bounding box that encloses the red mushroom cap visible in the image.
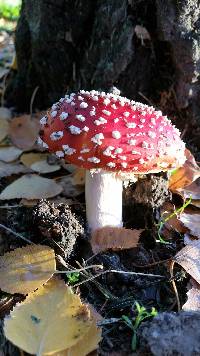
[39,90,186,173]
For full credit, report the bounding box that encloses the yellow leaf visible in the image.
[52,306,102,356]
[21,152,60,173]
[4,278,92,355]
[0,245,56,294]
[0,146,23,162]
[0,174,63,200]
[0,118,9,142]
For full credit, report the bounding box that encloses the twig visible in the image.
[0,223,33,244]
[131,258,171,268]
[73,269,165,288]
[169,260,181,311]
[30,86,39,118]
[54,264,103,274]
[97,318,121,326]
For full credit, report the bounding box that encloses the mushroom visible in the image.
[39,90,186,232]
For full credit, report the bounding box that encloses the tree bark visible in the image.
[5,0,200,153]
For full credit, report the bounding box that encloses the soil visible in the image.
[0,172,193,356]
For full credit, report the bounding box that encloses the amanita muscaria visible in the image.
[39,90,186,232]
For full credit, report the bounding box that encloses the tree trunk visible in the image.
[5,0,200,154]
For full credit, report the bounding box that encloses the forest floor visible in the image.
[0,27,200,356]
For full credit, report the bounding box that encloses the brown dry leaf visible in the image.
[181,179,200,208]
[0,161,31,178]
[160,202,187,234]
[179,212,200,237]
[72,168,85,185]
[0,174,63,200]
[0,146,23,162]
[4,277,92,355]
[9,115,40,149]
[0,118,9,142]
[20,152,60,173]
[0,107,12,120]
[169,149,200,192]
[52,306,102,356]
[57,175,84,197]
[174,241,200,284]
[0,245,56,294]
[182,288,200,311]
[91,227,143,254]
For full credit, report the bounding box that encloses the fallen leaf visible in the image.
[181,179,200,208]
[0,146,23,162]
[4,278,92,355]
[20,152,60,173]
[52,306,102,356]
[174,241,200,284]
[0,118,9,142]
[0,245,56,294]
[9,115,40,149]
[57,175,84,197]
[0,174,63,200]
[179,212,200,237]
[72,168,85,186]
[169,149,200,192]
[0,161,31,178]
[0,107,12,120]
[91,227,143,254]
[160,202,187,234]
[182,288,200,311]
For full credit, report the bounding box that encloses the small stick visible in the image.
[0,223,33,244]
[170,260,181,311]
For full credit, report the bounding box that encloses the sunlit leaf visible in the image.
[169,149,200,192]
[0,146,23,162]
[0,245,56,294]
[174,241,200,284]
[9,115,40,149]
[52,306,102,356]
[20,152,60,173]
[0,174,63,200]
[0,160,30,178]
[91,227,143,254]
[4,278,92,355]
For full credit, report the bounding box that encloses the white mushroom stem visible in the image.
[85,170,123,232]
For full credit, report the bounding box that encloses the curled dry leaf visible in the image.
[4,277,92,355]
[169,149,200,192]
[0,118,9,142]
[0,161,31,178]
[181,179,200,208]
[0,245,56,294]
[9,115,40,149]
[0,146,23,162]
[91,226,143,254]
[179,212,200,238]
[182,288,200,311]
[0,174,63,200]
[160,202,187,235]
[52,306,102,356]
[57,175,84,197]
[20,152,60,173]
[174,241,200,284]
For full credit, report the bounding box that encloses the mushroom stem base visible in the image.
[85,170,123,232]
